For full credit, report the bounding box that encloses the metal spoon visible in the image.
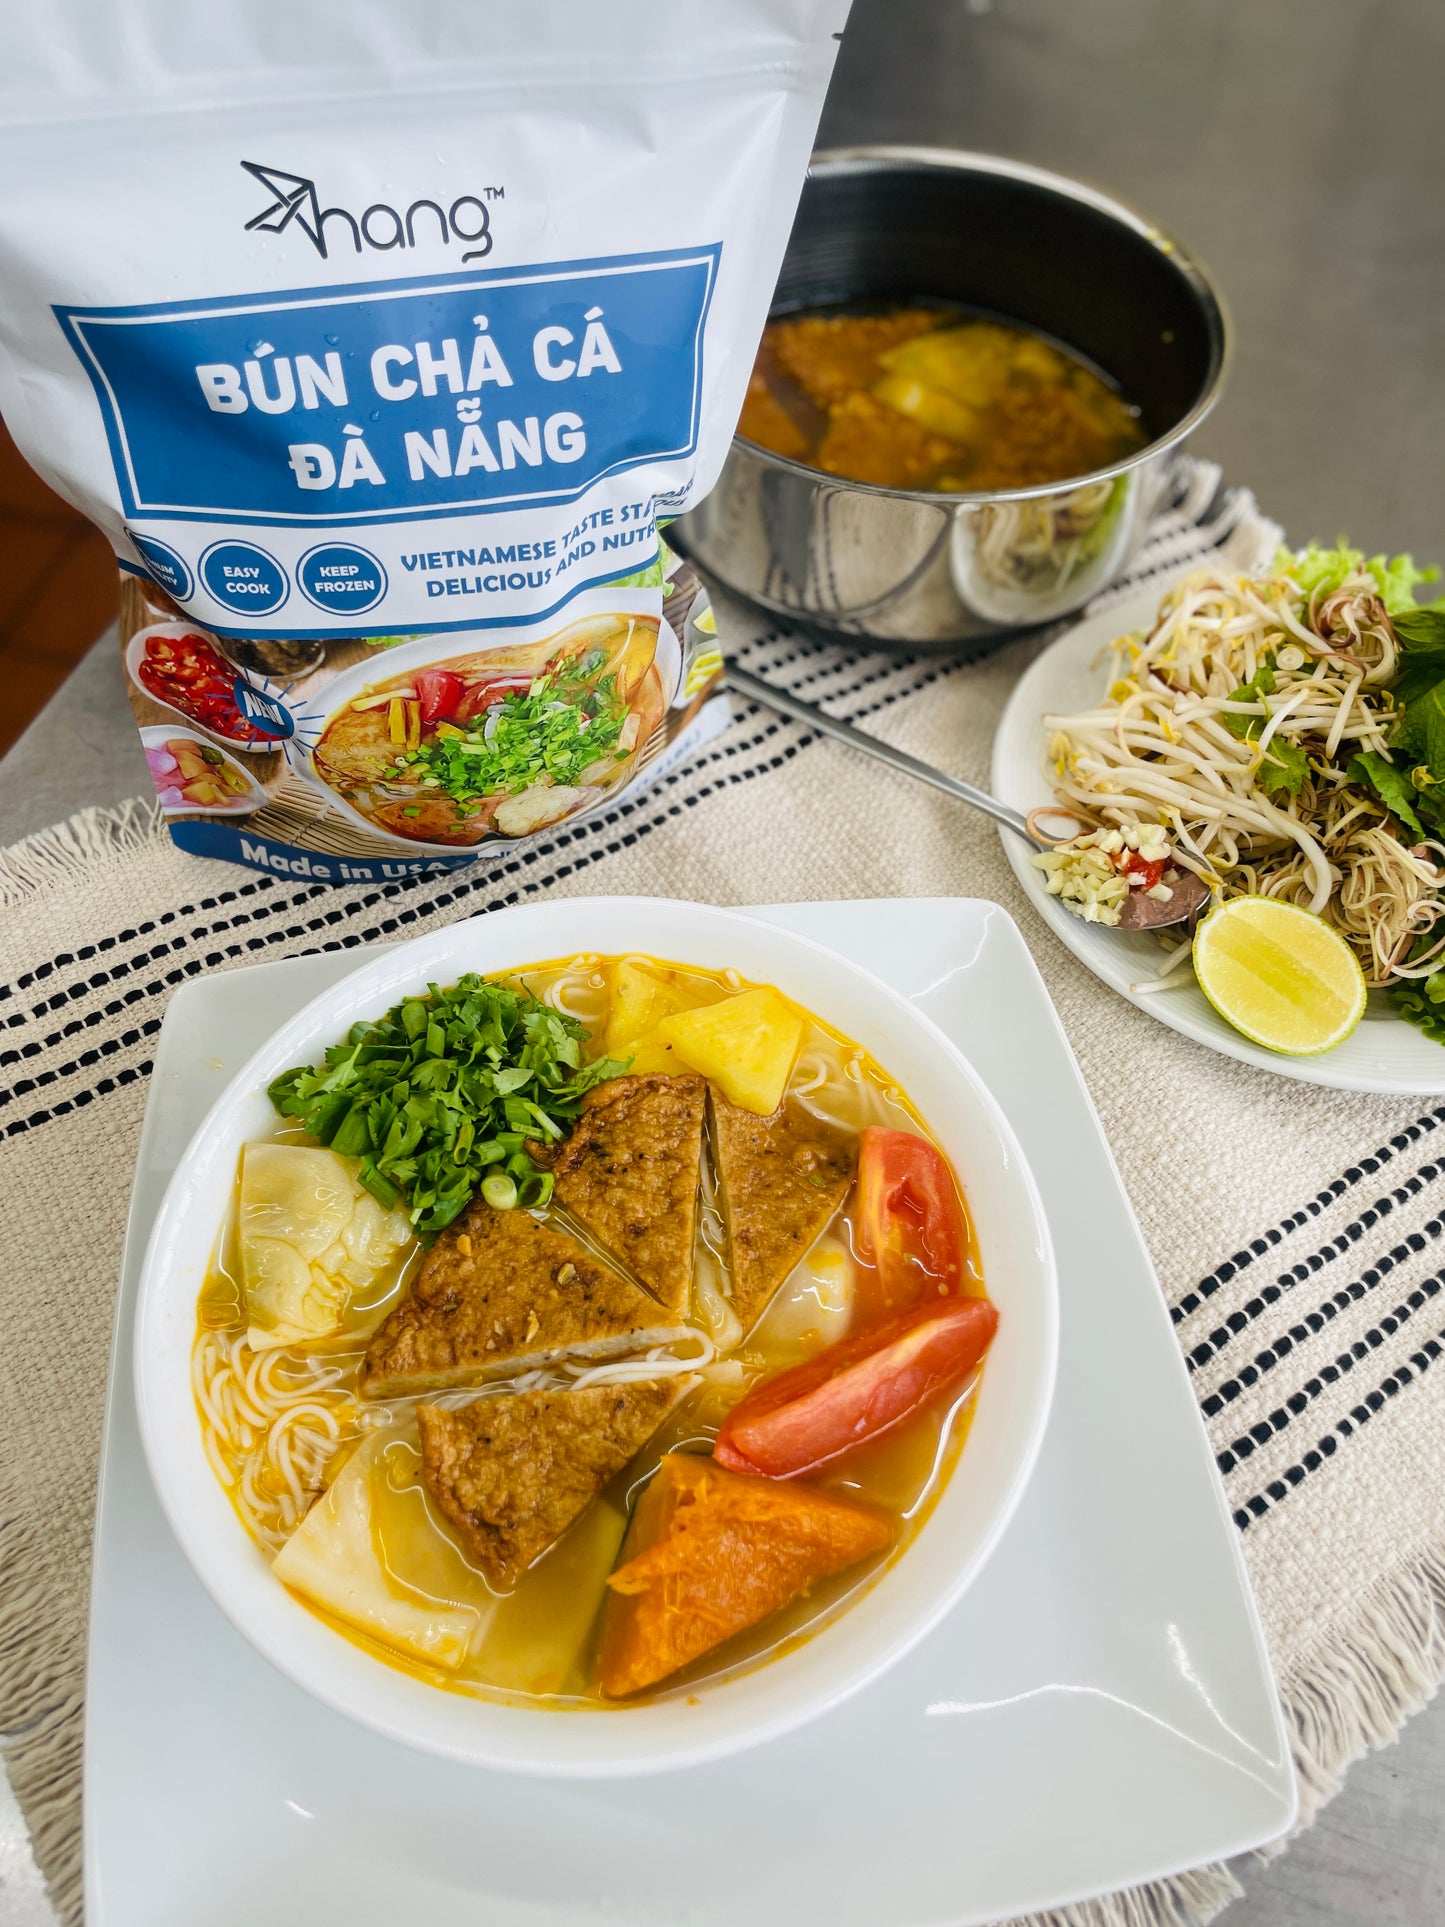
[726,661,1210,932]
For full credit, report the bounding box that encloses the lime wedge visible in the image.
[1193,898,1366,1055]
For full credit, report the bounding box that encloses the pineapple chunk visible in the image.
[624,1028,690,1077]
[603,960,702,1057]
[656,988,802,1114]
[873,372,978,445]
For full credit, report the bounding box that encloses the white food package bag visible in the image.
[0,0,849,880]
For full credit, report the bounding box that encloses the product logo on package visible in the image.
[241,161,502,263]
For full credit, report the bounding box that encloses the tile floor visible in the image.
[0,418,119,755]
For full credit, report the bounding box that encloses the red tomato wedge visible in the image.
[855,1127,966,1313]
[455,672,536,722]
[713,1296,999,1479]
[414,668,465,726]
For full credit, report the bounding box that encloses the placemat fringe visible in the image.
[1002,1862,1243,1927]
[2,1718,81,1927]
[0,1459,84,1927]
[1282,1542,1445,1828]
[0,796,167,909]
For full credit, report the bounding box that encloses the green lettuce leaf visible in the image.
[1223,655,1276,739]
[1392,980,1445,1043]
[1370,554,1438,614]
[610,537,671,591]
[1257,737,1309,795]
[1348,751,1426,837]
[1277,541,1436,615]
[1391,960,1445,1046]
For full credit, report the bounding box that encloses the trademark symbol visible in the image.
[483,186,506,201]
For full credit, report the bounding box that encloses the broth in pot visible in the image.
[739,304,1147,493]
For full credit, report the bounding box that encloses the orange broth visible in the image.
[193,953,991,1706]
[740,302,1147,492]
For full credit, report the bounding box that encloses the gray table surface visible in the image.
[2,1,1442,1921]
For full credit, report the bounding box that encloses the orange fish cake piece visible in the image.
[598,1452,892,1697]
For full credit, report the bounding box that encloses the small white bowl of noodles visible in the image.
[284,594,677,855]
[133,897,1057,1775]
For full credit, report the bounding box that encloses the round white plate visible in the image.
[992,590,1445,1094]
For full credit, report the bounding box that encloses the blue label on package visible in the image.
[56,247,718,526]
[166,819,470,881]
[232,681,294,739]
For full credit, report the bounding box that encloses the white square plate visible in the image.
[84,899,1295,1926]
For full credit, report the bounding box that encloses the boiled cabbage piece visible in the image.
[239,1143,412,1350]
[271,1439,481,1670]
[753,1231,855,1353]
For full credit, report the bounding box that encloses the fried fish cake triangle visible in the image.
[417,1378,685,1589]
[546,1072,706,1317]
[359,1201,690,1399]
[711,1092,856,1336]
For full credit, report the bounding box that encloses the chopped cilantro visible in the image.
[267,975,628,1236]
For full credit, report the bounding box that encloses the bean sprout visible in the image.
[1042,560,1444,986]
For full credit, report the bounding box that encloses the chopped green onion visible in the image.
[516,1169,555,1209]
[378,657,628,807]
[482,1172,519,1210]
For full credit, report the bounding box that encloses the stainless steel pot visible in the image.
[671,148,1229,650]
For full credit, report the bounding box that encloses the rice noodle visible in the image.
[192,1326,356,1551]
[365,1334,718,1419]
[538,966,605,1027]
[564,1334,714,1390]
[789,1040,901,1133]
[1042,561,1444,986]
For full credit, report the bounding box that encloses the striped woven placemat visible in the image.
[3,458,1443,1926]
